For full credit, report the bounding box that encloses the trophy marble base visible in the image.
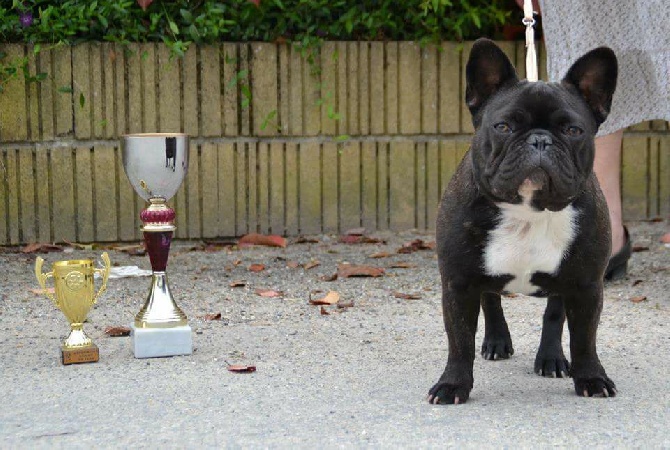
[62,344,99,365]
[130,324,192,359]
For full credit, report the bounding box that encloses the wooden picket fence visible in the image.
[0,41,668,245]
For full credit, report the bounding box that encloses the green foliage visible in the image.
[0,48,47,92]
[0,0,515,111]
[0,0,513,51]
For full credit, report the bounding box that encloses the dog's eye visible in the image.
[494,122,512,133]
[565,125,583,136]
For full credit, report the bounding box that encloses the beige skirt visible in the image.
[538,0,670,135]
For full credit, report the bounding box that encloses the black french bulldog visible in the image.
[428,39,618,404]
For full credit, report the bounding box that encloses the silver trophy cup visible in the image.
[121,133,192,358]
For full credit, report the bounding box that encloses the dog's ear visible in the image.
[562,47,618,127]
[465,38,519,119]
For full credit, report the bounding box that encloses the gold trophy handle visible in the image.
[93,252,111,304]
[34,256,57,306]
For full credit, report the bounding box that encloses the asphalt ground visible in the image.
[1,220,668,448]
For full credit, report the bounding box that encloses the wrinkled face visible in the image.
[471,81,598,212]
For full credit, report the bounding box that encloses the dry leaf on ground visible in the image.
[63,240,94,250]
[303,260,320,270]
[661,233,670,244]
[113,243,146,256]
[388,262,416,269]
[22,243,64,254]
[320,306,330,315]
[204,313,222,320]
[203,240,236,252]
[632,245,649,252]
[249,263,265,272]
[255,289,283,298]
[339,235,385,244]
[321,273,338,282]
[369,251,392,259]
[226,362,256,373]
[286,261,300,269]
[397,239,435,254]
[393,292,422,300]
[337,263,384,278]
[229,280,247,287]
[630,295,647,303]
[239,233,287,248]
[309,291,340,305]
[104,326,131,337]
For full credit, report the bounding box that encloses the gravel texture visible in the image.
[0,220,668,448]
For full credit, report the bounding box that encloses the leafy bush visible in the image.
[1,0,514,53]
[0,0,517,92]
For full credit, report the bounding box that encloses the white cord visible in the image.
[523,0,538,82]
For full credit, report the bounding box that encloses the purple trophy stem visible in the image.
[140,203,176,272]
[143,231,172,272]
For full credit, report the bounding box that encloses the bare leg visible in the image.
[593,130,624,254]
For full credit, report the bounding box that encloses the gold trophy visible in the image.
[34,253,111,365]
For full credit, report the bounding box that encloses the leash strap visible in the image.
[523,0,538,82]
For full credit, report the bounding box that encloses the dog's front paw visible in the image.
[534,350,570,378]
[481,333,514,360]
[574,376,617,398]
[427,382,471,405]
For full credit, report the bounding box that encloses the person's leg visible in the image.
[593,129,625,254]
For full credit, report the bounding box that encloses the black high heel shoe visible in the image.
[604,226,631,281]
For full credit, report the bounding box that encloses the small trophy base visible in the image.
[61,344,99,365]
[131,324,192,359]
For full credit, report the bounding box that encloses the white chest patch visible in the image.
[483,195,578,295]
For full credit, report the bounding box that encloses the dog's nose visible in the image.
[526,133,553,151]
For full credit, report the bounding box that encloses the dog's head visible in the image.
[465,38,617,211]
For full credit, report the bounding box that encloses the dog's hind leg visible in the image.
[480,292,514,360]
[535,295,570,378]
